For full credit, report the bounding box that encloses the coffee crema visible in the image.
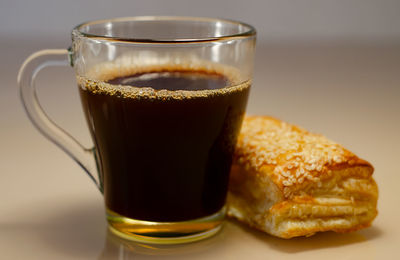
[78,62,250,222]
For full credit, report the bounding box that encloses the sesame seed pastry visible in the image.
[227,116,378,238]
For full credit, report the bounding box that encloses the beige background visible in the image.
[1,0,400,259]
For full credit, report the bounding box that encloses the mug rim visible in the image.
[72,16,256,44]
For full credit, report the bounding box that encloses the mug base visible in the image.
[106,207,225,245]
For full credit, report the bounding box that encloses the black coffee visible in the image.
[107,70,229,91]
[79,67,250,222]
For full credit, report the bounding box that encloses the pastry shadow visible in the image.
[232,219,383,253]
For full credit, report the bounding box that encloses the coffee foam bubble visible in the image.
[77,55,251,100]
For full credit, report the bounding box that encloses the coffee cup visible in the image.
[18,16,256,244]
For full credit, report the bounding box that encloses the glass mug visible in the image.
[18,16,256,244]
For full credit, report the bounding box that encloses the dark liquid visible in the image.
[79,69,249,222]
[107,71,229,91]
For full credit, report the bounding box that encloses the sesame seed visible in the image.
[283,180,292,186]
[308,158,317,164]
[334,155,342,163]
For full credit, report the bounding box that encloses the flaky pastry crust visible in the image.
[227,116,378,238]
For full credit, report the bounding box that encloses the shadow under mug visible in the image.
[18,16,256,244]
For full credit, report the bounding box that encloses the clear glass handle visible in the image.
[18,49,102,192]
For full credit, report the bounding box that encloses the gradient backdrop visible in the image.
[1,0,399,259]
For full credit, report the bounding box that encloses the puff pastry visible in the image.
[227,116,378,238]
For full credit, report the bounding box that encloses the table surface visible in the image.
[1,38,399,259]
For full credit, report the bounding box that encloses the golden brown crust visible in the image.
[234,115,373,198]
[227,115,378,238]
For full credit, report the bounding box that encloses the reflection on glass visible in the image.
[99,226,225,259]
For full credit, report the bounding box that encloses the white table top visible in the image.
[1,38,399,259]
